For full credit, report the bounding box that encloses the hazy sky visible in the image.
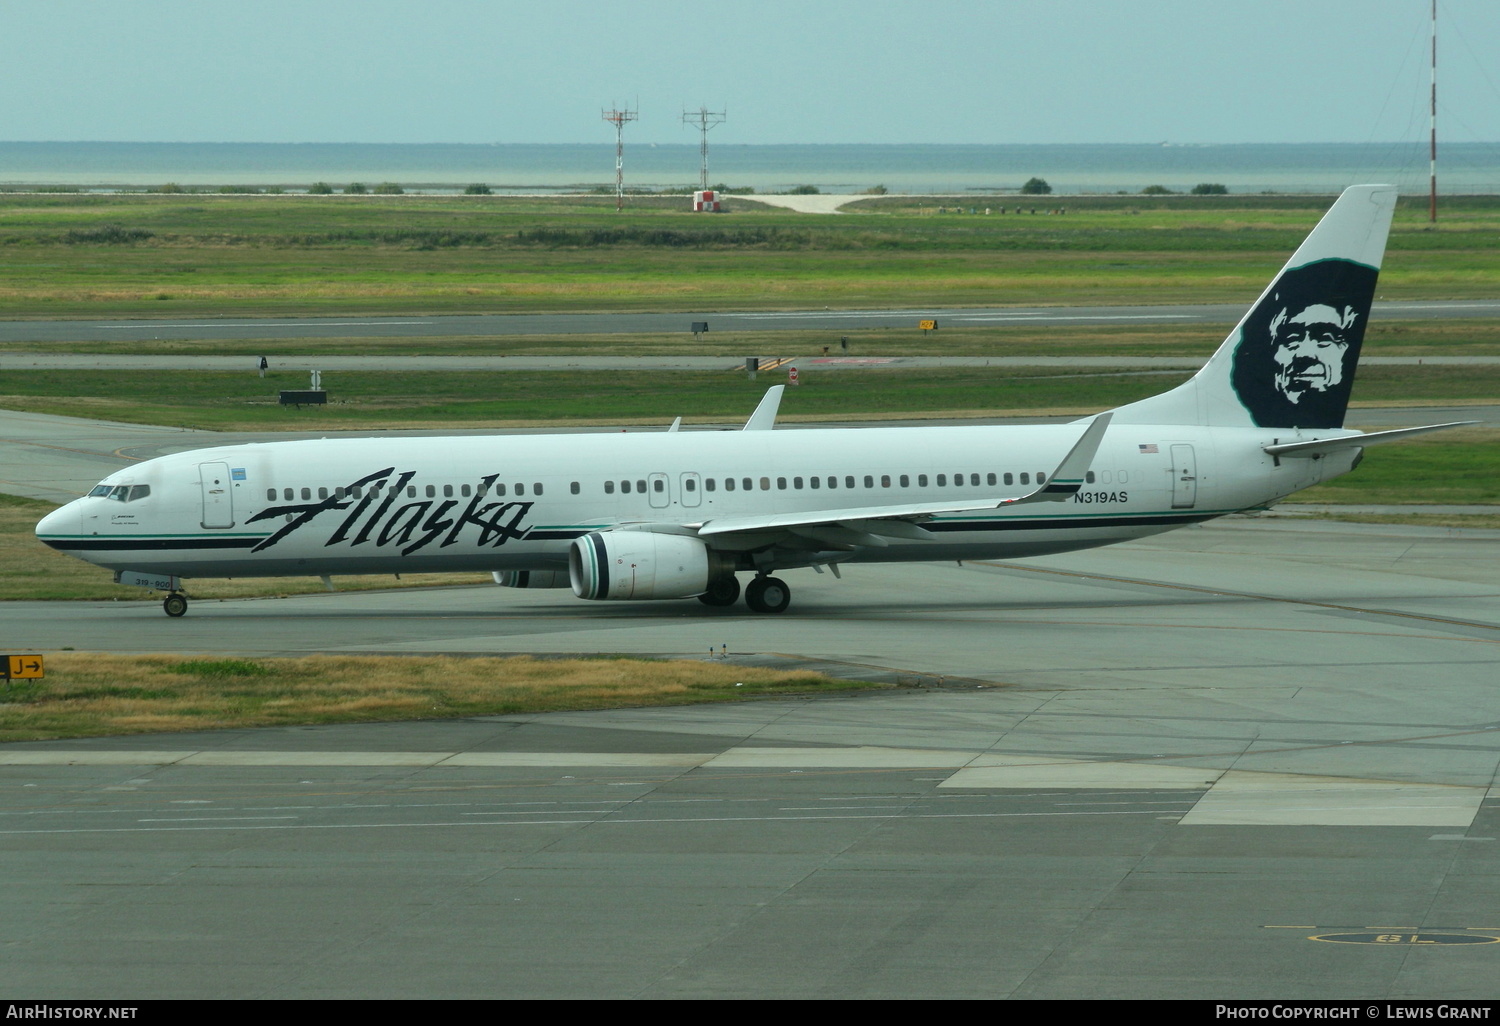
[2,0,1496,145]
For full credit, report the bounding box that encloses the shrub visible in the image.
[789,184,820,195]
[464,183,492,195]
[153,182,186,194]
[864,184,888,195]
[1141,185,1177,195]
[1190,183,1228,195]
[307,182,334,195]
[1020,177,1051,195]
[372,182,404,195]
[344,182,368,195]
[61,225,154,245]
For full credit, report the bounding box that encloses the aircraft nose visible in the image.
[35,502,80,547]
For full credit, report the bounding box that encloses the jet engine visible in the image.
[492,570,570,589]
[569,531,720,600]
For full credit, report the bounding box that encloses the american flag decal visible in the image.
[1138,443,1159,454]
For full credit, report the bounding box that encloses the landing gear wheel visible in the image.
[697,575,741,607]
[744,575,791,614]
[163,593,188,618]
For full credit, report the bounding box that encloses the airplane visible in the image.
[36,184,1473,617]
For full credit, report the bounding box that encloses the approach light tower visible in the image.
[601,105,638,211]
[682,106,726,191]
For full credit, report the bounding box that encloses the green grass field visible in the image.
[2,364,1497,430]
[0,192,1496,318]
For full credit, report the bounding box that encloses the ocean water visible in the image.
[0,141,1497,195]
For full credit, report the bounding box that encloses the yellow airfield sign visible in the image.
[4,654,44,680]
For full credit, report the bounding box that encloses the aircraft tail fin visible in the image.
[1110,184,1398,430]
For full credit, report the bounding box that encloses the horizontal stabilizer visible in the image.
[1263,420,1477,458]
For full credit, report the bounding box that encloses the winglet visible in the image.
[1003,412,1112,506]
[667,417,682,433]
[743,385,785,431]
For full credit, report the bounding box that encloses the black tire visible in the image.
[163,594,188,618]
[744,576,791,614]
[697,575,741,607]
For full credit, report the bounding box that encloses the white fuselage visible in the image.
[35,421,1352,580]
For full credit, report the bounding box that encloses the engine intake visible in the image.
[569,531,714,600]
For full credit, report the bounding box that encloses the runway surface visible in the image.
[4,520,1500,998]
[2,298,1499,343]
[3,408,1499,998]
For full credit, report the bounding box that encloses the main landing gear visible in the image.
[698,573,792,614]
[743,575,791,614]
[163,592,188,618]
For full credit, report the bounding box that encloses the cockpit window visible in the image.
[93,483,150,502]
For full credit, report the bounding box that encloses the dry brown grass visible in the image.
[0,653,878,742]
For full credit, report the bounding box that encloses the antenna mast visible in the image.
[682,106,726,191]
[1430,0,1437,223]
[601,105,638,212]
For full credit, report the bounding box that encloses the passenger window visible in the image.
[827,477,837,489]
[444,485,454,498]
[266,488,276,501]
[318,487,328,500]
[407,486,417,498]
[351,487,363,499]
[918,474,928,487]
[496,483,507,496]
[845,476,855,489]
[760,477,770,490]
[462,484,472,496]
[881,475,890,488]
[1020,473,1030,485]
[652,479,663,493]
[685,478,697,492]
[792,477,802,489]
[534,483,543,495]
[776,477,787,490]
[810,477,820,489]
[283,488,293,501]
[899,475,908,487]
[516,483,526,496]
[743,478,753,491]
[937,474,946,487]
[637,480,646,493]
[605,480,615,494]
[570,481,579,495]
[1086,471,1096,484]
[863,475,873,488]
[723,478,734,492]
[705,479,716,492]
[1118,471,1128,483]
[301,487,312,500]
[970,474,980,486]
[987,473,997,486]
[1004,473,1013,486]
[619,480,629,494]
[425,485,435,498]
[1037,472,1046,484]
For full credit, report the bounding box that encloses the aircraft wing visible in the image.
[696,413,1111,543]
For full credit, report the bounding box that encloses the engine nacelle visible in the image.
[492,570,570,589]
[569,531,712,600]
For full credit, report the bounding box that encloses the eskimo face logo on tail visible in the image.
[1230,259,1378,429]
[246,468,534,555]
